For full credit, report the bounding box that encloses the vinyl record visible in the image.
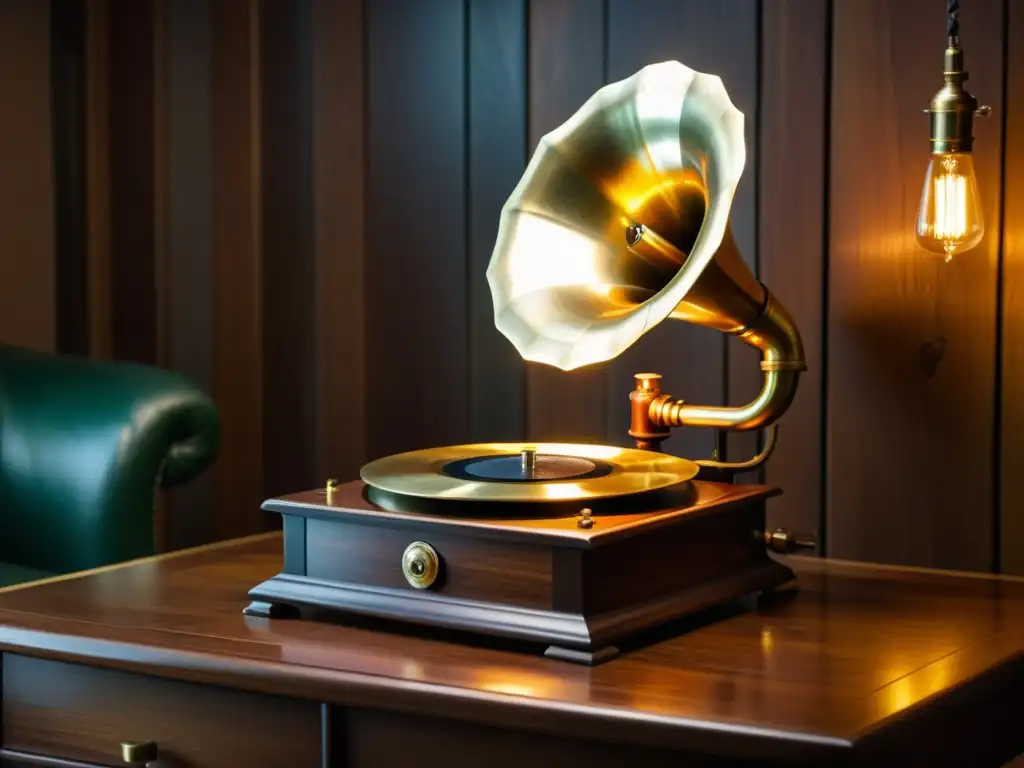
[359,442,698,503]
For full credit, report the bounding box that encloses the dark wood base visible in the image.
[246,480,794,663]
[246,556,792,664]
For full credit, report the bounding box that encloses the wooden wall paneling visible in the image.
[260,0,316,497]
[758,0,828,549]
[153,0,168,374]
[85,0,112,360]
[365,0,468,459]
[1001,0,1024,575]
[165,0,215,549]
[51,0,89,357]
[525,0,609,443]
[211,0,265,540]
[152,0,170,552]
[828,0,1003,570]
[605,0,759,461]
[0,0,55,353]
[720,4,764,475]
[467,0,527,442]
[106,0,158,365]
[312,0,366,485]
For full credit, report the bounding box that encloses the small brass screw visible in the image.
[577,508,594,529]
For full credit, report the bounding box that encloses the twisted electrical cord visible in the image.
[948,0,960,40]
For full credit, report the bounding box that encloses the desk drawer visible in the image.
[1,655,321,767]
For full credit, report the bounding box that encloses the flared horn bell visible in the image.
[486,60,806,439]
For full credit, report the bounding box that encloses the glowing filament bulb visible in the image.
[914,153,984,261]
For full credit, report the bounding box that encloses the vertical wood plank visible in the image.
[85,0,112,360]
[151,0,170,552]
[165,0,215,549]
[1001,0,1024,574]
[0,0,55,352]
[759,0,828,548]
[721,4,763,474]
[107,0,157,365]
[153,0,169,373]
[261,0,316,496]
[525,0,608,443]
[211,0,264,540]
[467,0,527,442]
[365,0,467,459]
[313,0,366,484]
[605,0,758,460]
[51,0,89,357]
[828,0,1003,570]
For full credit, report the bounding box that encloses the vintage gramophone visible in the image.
[246,61,813,664]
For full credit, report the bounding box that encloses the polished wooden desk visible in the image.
[0,533,1021,767]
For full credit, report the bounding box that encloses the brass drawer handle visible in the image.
[121,740,159,766]
[402,541,440,589]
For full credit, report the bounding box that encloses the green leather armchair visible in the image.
[0,345,219,588]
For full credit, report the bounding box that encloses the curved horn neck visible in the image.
[626,224,806,442]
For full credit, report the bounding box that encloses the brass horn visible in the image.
[486,61,806,473]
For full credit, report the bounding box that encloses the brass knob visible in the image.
[402,541,440,589]
[760,528,817,554]
[121,740,158,765]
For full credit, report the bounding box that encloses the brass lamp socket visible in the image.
[926,42,989,154]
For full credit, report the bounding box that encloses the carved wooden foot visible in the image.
[243,600,300,619]
[543,645,620,666]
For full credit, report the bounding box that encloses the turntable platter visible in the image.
[359,442,698,503]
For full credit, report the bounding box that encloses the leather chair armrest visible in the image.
[0,346,219,573]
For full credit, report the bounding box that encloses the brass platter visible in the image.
[360,442,698,503]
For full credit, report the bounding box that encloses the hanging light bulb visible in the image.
[915,152,984,260]
[914,0,990,262]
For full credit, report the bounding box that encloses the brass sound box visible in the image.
[246,61,814,664]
